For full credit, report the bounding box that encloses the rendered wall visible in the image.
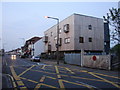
[34,39,44,57]
[82,55,111,70]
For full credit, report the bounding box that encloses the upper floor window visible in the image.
[88,25,92,30]
[79,37,84,43]
[59,38,62,46]
[88,37,92,42]
[64,37,70,44]
[59,28,62,34]
[54,36,57,40]
[43,35,48,43]
[51,32,53,36]
[63,24,69,33]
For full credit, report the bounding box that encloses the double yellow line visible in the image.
[10,66,27,89]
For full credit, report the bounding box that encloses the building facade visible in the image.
[44,14,104,56]
[22,37,41,57]
[34,38,44,57]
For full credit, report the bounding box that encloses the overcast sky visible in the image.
[1,2,119,51]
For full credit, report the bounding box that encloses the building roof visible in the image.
[26,37,41,44]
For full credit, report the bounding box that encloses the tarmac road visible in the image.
[2,54,120,89]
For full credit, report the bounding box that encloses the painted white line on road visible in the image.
[75,81,102,90]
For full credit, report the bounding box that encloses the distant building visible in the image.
[22,36,41,57]
[34,38,44,57]
[43,13,105,58]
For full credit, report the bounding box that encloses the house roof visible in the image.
[24,36,41,47]
[27,37,41,44]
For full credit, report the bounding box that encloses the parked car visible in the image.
[31,56,40,62]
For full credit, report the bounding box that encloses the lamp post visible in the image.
[45,16,59,65]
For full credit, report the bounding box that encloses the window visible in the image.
[89,37,92,42]
[59,28,62,34]
[43,35,48,43]
[63,24,69,33]
[64,37,70,44]
[51,32,53,36]
[79,37,84,43]
[59,38,62,46]
[54,36,57,40]
[88,25,92,30]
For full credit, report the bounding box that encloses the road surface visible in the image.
[2,54,120,89]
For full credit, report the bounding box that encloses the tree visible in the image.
[111,44,120,58]
[103,7,120,44]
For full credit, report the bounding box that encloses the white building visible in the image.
[34,38,44,57]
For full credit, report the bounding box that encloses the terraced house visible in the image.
[43,13,106,59]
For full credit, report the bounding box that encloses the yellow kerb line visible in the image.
[18,65,35,77]
[88,72,120,88]
[10,66,27,89]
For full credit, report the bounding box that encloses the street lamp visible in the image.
[45,16,60,65]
